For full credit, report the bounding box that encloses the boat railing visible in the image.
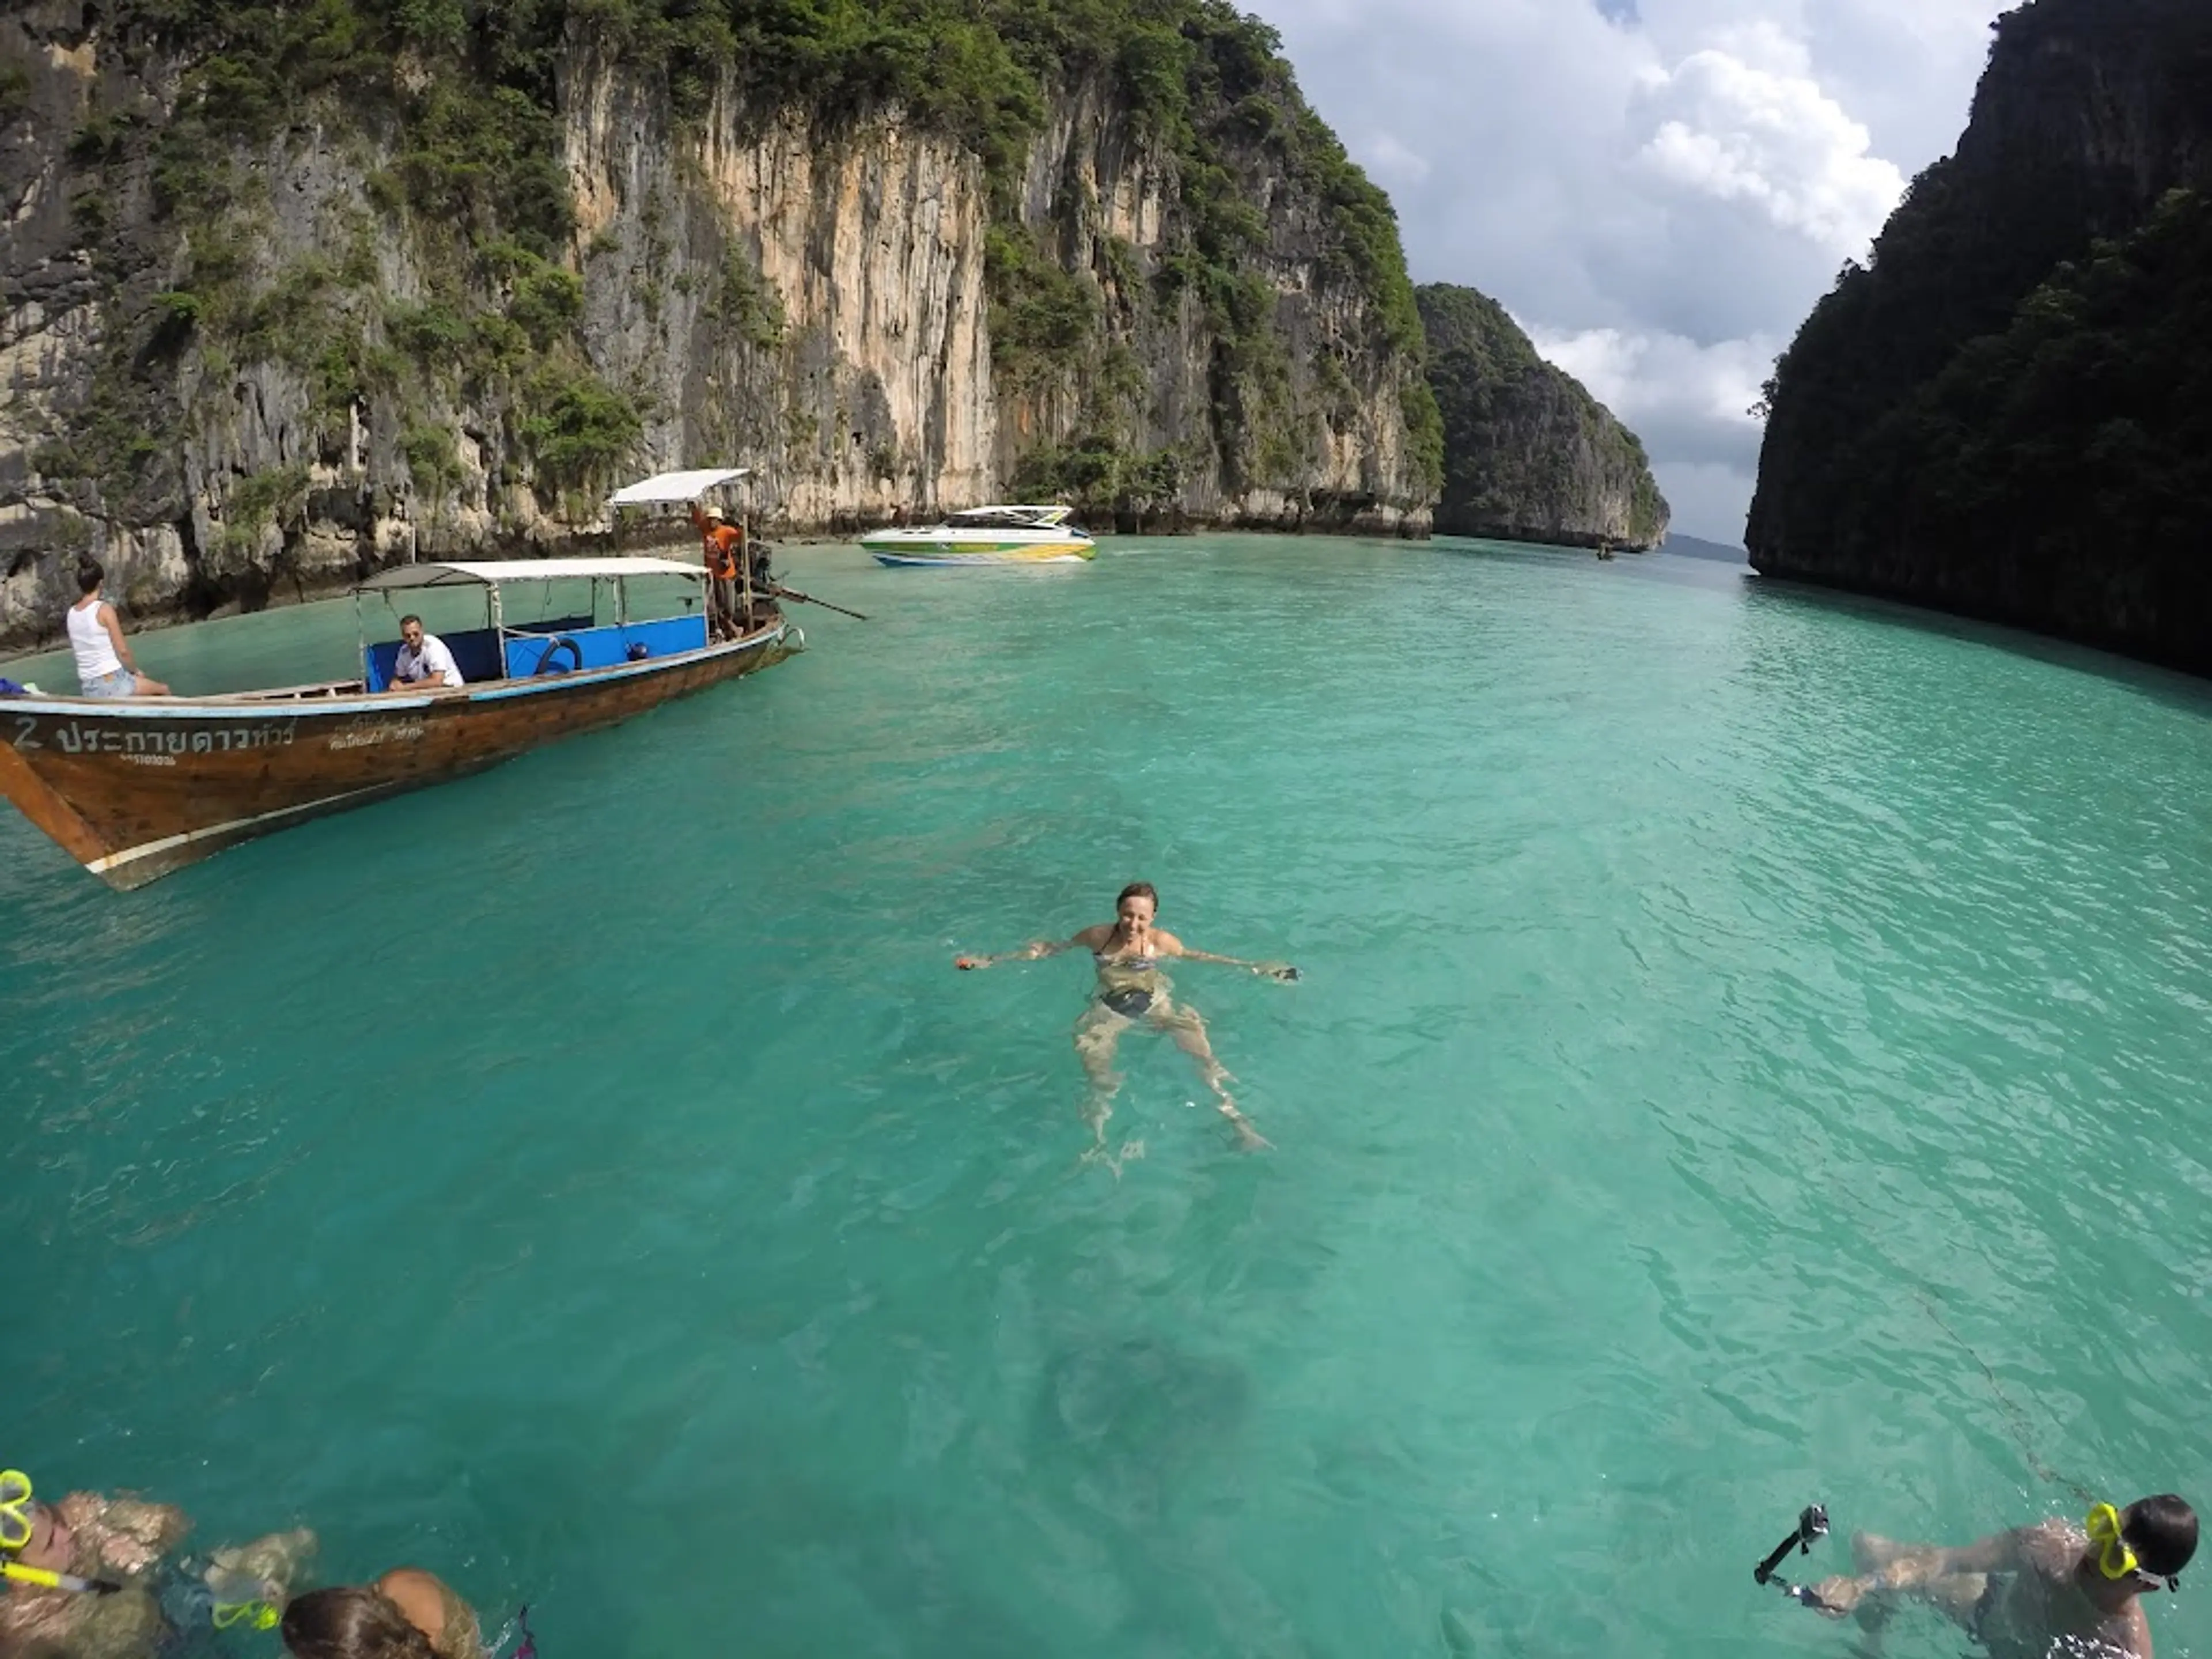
[352,556,730,690]
[496,612,707,677]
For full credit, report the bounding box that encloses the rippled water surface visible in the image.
[6,537,2212,1658]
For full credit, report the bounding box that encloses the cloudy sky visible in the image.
[1252,0,2012,542]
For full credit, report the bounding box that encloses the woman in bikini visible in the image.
[956,881,1297,1158]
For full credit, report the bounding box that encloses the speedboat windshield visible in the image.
[942,506,1071,530]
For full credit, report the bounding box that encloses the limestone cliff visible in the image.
[1746,0,2212,675]
[1414,285,1666,550]
[0,0,1441,648]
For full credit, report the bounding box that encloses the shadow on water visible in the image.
[1431,536,1751,596]
[1742,573,2212,718]
[1029,1335,1354,1659]
[1032,1334,1252,1527]
[1431,531,2212,716]
[486,1394,1049,1659]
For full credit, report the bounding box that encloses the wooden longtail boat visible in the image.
[0,555,800,890]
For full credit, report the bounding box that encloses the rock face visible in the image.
[0,0,1441,648]
[1414,284,1666,550]
[1746,0,2212,675]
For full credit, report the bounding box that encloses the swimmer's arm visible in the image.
[957,930,1099,969]
[1874,1524,2051,1589]
[1158,934,1296,977]
[1815,1523,2058,1618]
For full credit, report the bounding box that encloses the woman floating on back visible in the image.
[957,881,1297,1163]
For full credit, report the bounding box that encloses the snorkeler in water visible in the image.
[1808,1495,2196,1659]
[956,881,1297,1159]
[282,1568,491,1659]
[0,1466,315,1657]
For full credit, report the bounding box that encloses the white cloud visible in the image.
[1526,324,1773,438]
[1697,16,1812,77]
[1525,325,1779,534]
[1359,131,1433,187]
[1248,0,2010,540]
[1634,47,1906,254]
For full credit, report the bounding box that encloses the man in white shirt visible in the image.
[388,614,464,690]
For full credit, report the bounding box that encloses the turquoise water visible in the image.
[6,536,2212,1659]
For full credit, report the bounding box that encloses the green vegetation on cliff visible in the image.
[1747,0,2212,672]
[1415,284,1665,548]
[49,0,1437,524]
[1783,187,2212,623]
[619,0,1434,375]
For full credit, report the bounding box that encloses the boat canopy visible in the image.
[354,557,705,593]
[608,468,751,506]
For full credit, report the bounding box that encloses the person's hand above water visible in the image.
[1808,1576,1866,1617]
[206,1527,317,1604]
[58,1491,189,1572]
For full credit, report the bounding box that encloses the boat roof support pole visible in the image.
[739,498,754,625]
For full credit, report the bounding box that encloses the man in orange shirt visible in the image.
[690,502,745,639]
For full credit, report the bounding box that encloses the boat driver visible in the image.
[690,503,745,641]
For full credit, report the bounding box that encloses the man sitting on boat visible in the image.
[389,615,464,690]
[690,503,745,641]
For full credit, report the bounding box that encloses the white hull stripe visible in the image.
[870,553,1089,566]
[86,786,394,873]
[6,694,434,718]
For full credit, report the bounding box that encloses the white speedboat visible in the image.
[859,505,1096,566]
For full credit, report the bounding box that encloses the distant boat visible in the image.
[860,505,1095,566]
[0,555,799,890]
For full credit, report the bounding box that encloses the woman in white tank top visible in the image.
[67,557,171,698]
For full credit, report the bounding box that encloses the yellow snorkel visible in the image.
[0,1471,122,1597]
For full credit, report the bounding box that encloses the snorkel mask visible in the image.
[0,1470,120,1596]
[200,1558,283,1630]
[2088,1502,2179,1592]
[211,1597,281,1630]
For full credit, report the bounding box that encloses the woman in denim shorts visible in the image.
[66,556,171,699]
